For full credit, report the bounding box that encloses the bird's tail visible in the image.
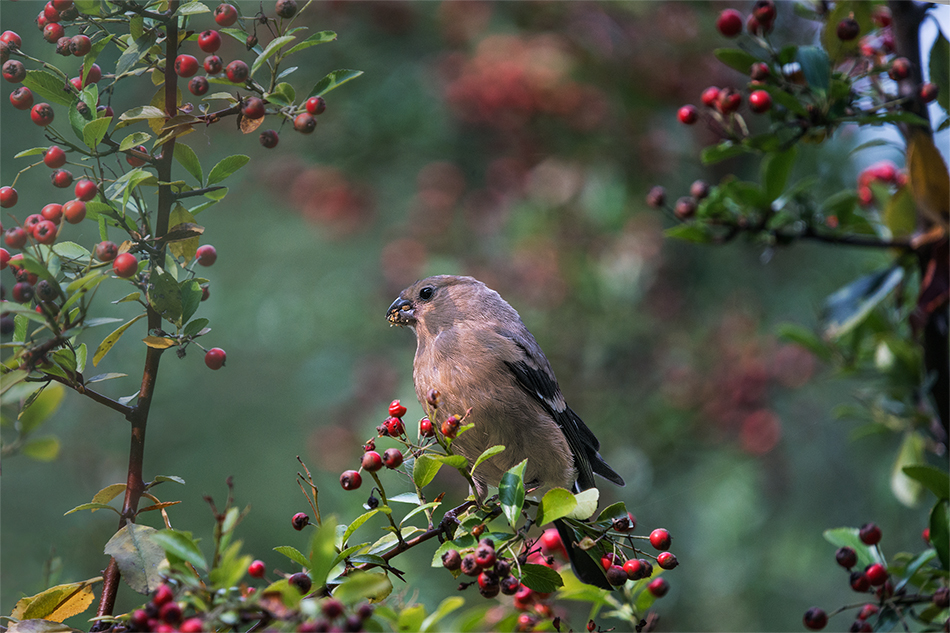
[554,518,612,590]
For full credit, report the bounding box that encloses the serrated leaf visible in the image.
[902,465,950,500]
[52,241,92,261]
[567,488,599,520]
[286,30,337,56]
[119,131,151,152]
[499,459,527,528]
[115,31,157,77]
[92,483,127,504]
[22,70,74,107]
[83,116,111,150]
[93,313,147,367]
[150,530,208,571]
[332,572,392,605]
[152,475,186,486]
[433,454,468,470]
[177,1,210,15]
[183,318,210,338]
[207,154,250,185]
[103,524,165,594]
[274,545,310,568]
[399,502,441,527]
[520,563,563,592]
[470,445,505,476]
[119,105,166,122]
[179,279,202,325]
[252,35,296,78]
[10,578,101,623]
[308,69,363,98]
[537,487,577,526]
[342,509,380,547]
[413,454,442,489]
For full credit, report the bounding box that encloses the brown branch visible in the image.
[44,374,135,418]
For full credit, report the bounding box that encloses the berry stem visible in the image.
[367,469,405,546]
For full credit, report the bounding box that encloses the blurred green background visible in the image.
[1,1,941,630]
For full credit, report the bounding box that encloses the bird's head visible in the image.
[387,275,480,334]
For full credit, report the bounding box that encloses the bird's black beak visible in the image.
[387,297,414,326]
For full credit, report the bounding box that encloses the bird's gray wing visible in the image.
[501,334,624,491]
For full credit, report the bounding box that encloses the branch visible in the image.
[44,374,135,418]
[173,185,227,201]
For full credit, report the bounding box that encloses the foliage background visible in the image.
[1,1,946,630]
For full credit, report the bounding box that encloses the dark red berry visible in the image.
[865,563,887,586]
[835,546,857,569]
[63,199,86,223]
[294,112,316,134]
[623,558,645,580]
[442,549,462,570]
[674,197,697,219]
[4,227,27,249]
[361,450,383,472]
[460,554,481,577]
[647,576,669,597]
[276,0,298,18]
[750,62,770,81]
[2,60,26,83]
[248,560,266,578]
[752,0,776,24]
[289,572,312,594]
[803,607,827,630]
[677,105,697,124]
[500,575,520,595]
[859,523,881,545]
[382,448,403,469]
[306,96,326,115]
[850,571,870,592]
[31,103,55,126]
[196,244,217,266]
[292,512,310,530]
[203,55,223,75]
[32,220,57,245]
[204,347,226,369]
[69,34,91,56]
[225,60,249,83]
[44,146,67,168]
[716,9,743,37]
[74,178,97,201]
[388,399,407,418]
[606,565,628,586]
[242,96,265,119]
[837,18,860,41]
[889,58,911,81]
[259,129,279,148]
[12,281,34,303]
[657,551,678,570]
[0,186,17,208]
[340,469,362,490]
[419,417,435,437]
[10,86,34,110]
[152,584,174,607]
[474,545,496,569]
[749,89,772,113]
[214,3,238,27]
[188,76,209,96]
[95,241,118,262]
[646,185,665,208]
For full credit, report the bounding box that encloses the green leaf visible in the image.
[115,31,157,77]
[713,48,760,74]
[173,143,203,185]
[823,527,884,569]
[147,268,183,325]
[776,323,831,362]
[22,436,61,461]
[891,432,926,507]
[470,445,505,477]
[331,572,392,605]
[499,459,527,528]
[183,318,210,338]
[821,266,905,339]
[207,155,250,185]
[151,530,208,571]
[701,141,752,165]
[822,1,872,63]
[177,1,210,15]
[902,465,950,500]
[566,488,599,520]
[536,487,577,526]
[285,30,337,56]
[52,241,92,261]
[119,132,151,152]
[103,524,166,594]
[400,502,441,527]
[432,454,468,470]
[519,563,563,593]
[14,147,49,158]
[266,82,296,107]
[420,596,465,632]
[64,502,121,516]
[178,279,202,326]
[930,499,949,570]
[929,30,949,113]
[93,313,147,367]
[413,454,442,489]
[274,545,310,568]
[119,105,166,123]
[759,84,809,117]
[22,70,74,107]
[341,510,380,547]
[75,0,100,14]
[762,147,796,201]
[251,35,296,78]
[664,224,712,243]
[19,383,65,434]
[82,116,112,150]
[309,515,338,586]
[308,69,364,98]
[795,46,830,92]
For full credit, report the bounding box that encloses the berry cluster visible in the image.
[127,583,203,633]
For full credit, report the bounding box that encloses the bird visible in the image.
[387,274,625,588]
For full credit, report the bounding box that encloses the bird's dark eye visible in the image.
[419,286,434,301]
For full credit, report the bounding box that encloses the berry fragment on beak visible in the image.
[387,298,414,325]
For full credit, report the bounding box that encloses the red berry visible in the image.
[52,170,74,188]
[127,145,148,167]
[717,89,742,113]
[242,96,265,119]
[112,252,138,278]
[10,86,34,110]
[305,96,326,115]
[43,23,65,43]
[2,60,26,83]
[152,584,174,607]
[289,572,312,594]
[647,576,669,597]
[752,0,776,24]
[321,598,344,619]
[441,549,462,570]
[0,248,9,269]
[1,31,21,49]
[56,37,73,57]
[31,103,55,126]
[159,602,182,625]
[803,607,827,630]
[889,57,911,81]
[746,13,772,36]
[24,214,44,233]
[63,199,86,223]
[922,527,931,544]
[294,112,316,134]
[291,512,310,530]
[649,528,672,551]
[677,105,698,125]
[225,60,248,83]
[205,347,226,369]
[835,546,857,569]
[623,558,645,580]
[700,86,719,107]
[198,29,221,53]
[920,82,938,103]
[674,196,697,219]
[474,545,496,568]
[837,18,860,41]
[44,2,62,23]
[865,563,887,586]
[440,417,459,438]
[716,9,743,37]
[175,54,198,78]
[385,416,404,436]
[0,186,17,208]
[36,13,49,31]
[259,129,279,148]
[850,571,870,592]
[657,551,678,570]
[750,62,770,81]
[248,560,266,578]
[872,6,892,28]
[276,0,298,19]
[44,146,67,168]
[196,245,217,266]
[340,469,362,490]
[74,178,97,201]
[12,281,34,303]
[361,450,383,472]
[539,528,565,557]
[382,448,403,469]
[82,63,101,86]
[214,3,238,27]
[4,227,27,249]
[460,553,481,577]
[600,552,619,570]
[179,618,203,633]
[32,220,57,245]
[188,76,209,96]
[857,604,879,621]
[95,241,118,262]
[203,55,223,75]
[388,399,407,418]
[859,522,882,545]
[419,417,435,437]
[749,89,772,113]
[70,34,91,56]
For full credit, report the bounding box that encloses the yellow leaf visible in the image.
[143,336,177,349]
[907,129,950,227]
[11,577,102,623]
[883,187,917,238]
[167,204,199,262]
